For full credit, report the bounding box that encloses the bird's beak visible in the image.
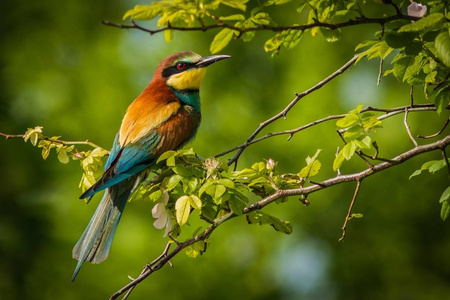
[196,54,231,68]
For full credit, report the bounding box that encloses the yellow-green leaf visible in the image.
[189,195,202,210]
[164,29,174,43]
[123,5,161,20]
[435,32,450,67]
[175,195,191,226]
[57,149,69,164]
[398,13,444,32]
[220,0,249,11]
[210,28,236,54]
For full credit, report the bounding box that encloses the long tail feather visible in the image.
[71,177,137,282]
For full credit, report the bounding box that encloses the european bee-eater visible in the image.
[72,51,230,281]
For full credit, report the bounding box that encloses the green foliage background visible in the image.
[1,0,449,299]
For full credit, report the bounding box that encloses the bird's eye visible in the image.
[176,62,186,70]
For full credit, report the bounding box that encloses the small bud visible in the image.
[204,157,222,179]
[299,195,310,206]
[266,158,276,172]
[407,2,427,18]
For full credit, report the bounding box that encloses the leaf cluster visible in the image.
[410,157,450,221]
[122,0,370,55]
[23,126,109,194]
[356,3,450,114]
[125,148,324,256]
[334,104,382,171]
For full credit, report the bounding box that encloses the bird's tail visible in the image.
[71,177,137,282]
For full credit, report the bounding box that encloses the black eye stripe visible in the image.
[162,61,195,78]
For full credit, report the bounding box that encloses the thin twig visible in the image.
[0,131,104,149]
[442,148,450,175]
[339,180,362,242]
[404,108,419,147]
[377,58,383,86]
[0,132,24,139]
[418,118,450,139]
[215,103,443,161]
[221,54,360,169]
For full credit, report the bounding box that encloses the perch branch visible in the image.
[112,134,450,299]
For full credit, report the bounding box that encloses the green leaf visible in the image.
[385,32,416,49]
[342,141,357,160]
[220,0,249,11]
[434,86,450,115]
[175,195,191,226]
[264,34,283,53]
[299,160,321,178]
[219,14,245,21]
[398,13,444,32]
[252,12,271,25]
[355,39,378,51]
[333,149,345,171]
[214,184,227,200]
[210,28,236,54]
[343,126,364,139]
[164,29,173,43]
[246,211,292,234]
[441,200,450,221]
[173,164,191,177]
[393,56,417,82]
[336,113,359,128]
[228,194,246,215]
[429,159,447,173]
[217,178,235,188]
[57,148,70,164]
[439,186,450,203]
[350,213,363,219]
[149,189,163,202]
[24,126,43,146]
[264,0,292,5]
[409,169,422,179]
[282,29,303,50]
[189,195,202,210]
[185,241,205,258]
[157,150,177,163]
[198,179,214,196]
[165,174,182,191]
[299,149,322,178]
[123,5,161,20]
[320,28,341,42]
[435,31,450,67]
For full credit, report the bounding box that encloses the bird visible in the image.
[71,51,230,281]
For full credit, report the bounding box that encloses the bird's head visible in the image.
[158,51,231,90]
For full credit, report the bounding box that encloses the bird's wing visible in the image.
[80,104,200,199]
[80,130,161,199]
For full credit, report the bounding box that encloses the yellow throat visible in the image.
[167,68,207,90]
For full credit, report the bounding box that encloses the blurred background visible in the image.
[1,1,449,299]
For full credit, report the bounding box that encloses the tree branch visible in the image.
[218,53,360,169]
[112,134,450,299]
[0,131,104,150]
[102,13,416,36]
[215,104,443,162]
